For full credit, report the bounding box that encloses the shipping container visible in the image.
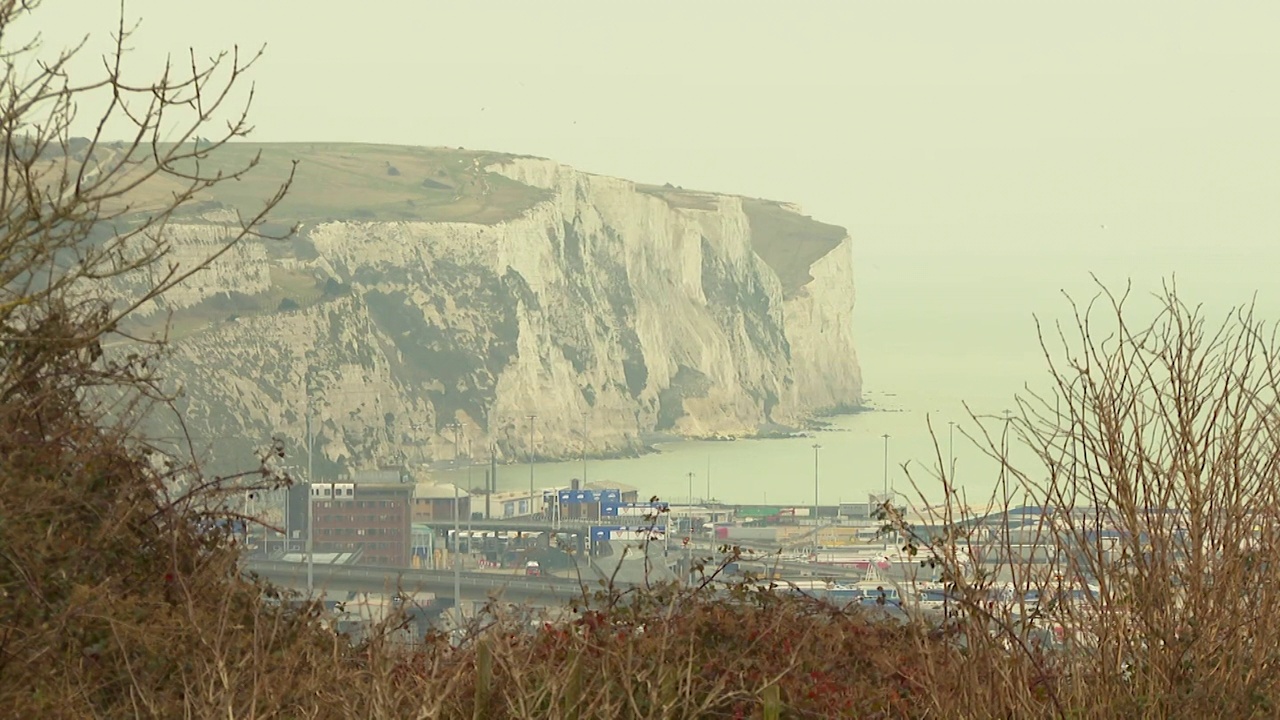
[737,506,782,519]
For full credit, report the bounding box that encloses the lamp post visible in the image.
[582,411,589,485]
[527,414,537,519]
[453,482,461,618]
[306,396,315,596]
[948,421,956,481]
[812,443,821,528]
[466,440,473,550]
[686,470,694,585]
[706,455,711,503]
[881,434,890,498]
[1001,409,1013,508]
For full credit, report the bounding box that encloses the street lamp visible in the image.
[686,470,695,585]
[466,440,474,541]
[527,414,537,519]
[306,394,315,596]
[948,421,956,481]
[582,411,589,485]
[812,443,821,528]
[1001,409,1013,507]
[453,482,461,616]
[881,434,890,498]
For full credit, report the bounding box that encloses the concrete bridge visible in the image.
[244,559,593,605]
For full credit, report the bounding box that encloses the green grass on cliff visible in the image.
[116,143,846,346]
[127,142,550,225]
[741,198,847,298]
[635,184,848,297]
[121,266,345,342]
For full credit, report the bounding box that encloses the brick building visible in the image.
[310,482,414,567]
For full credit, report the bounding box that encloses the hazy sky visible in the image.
[45,1,1280,406]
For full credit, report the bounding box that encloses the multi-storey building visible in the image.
[310,482,414,567]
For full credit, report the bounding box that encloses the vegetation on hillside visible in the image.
[6,2,1280,718]
[158,142,550,226]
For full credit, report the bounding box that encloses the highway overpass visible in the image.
[244,559,592,605]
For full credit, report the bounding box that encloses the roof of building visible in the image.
[413,482,470,500]
[584,480,639,494]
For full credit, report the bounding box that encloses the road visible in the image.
[244,560,593,605]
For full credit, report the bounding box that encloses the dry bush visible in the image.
[367,579,958,719]
[888,280,1280,719]
[0,2,355,716]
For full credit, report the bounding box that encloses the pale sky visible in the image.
[43,1,1280,409]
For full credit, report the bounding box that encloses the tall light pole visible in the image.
[706,455,711,503]
[453,482,461,617]
[881,433,890,498]
[1001,409,1013,505]
[466,439,473,546]
[527,414,537,519]
[685,471,694,585]
[581,411,589,485]
[812,443,821,528]
[306,394,315,596]
[948,421,956,481]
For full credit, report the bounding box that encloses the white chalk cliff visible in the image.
[126,147,860,475]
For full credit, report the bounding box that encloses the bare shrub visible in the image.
[887,280,1280,718]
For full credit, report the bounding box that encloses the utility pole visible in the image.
[527,414,537,519]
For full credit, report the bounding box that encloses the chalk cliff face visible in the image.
[129,147,860,475]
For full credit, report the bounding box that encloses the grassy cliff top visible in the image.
[742,198,847,297]
[636,185,848,297]
[126,142,846,294]
[129,142,551,225]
